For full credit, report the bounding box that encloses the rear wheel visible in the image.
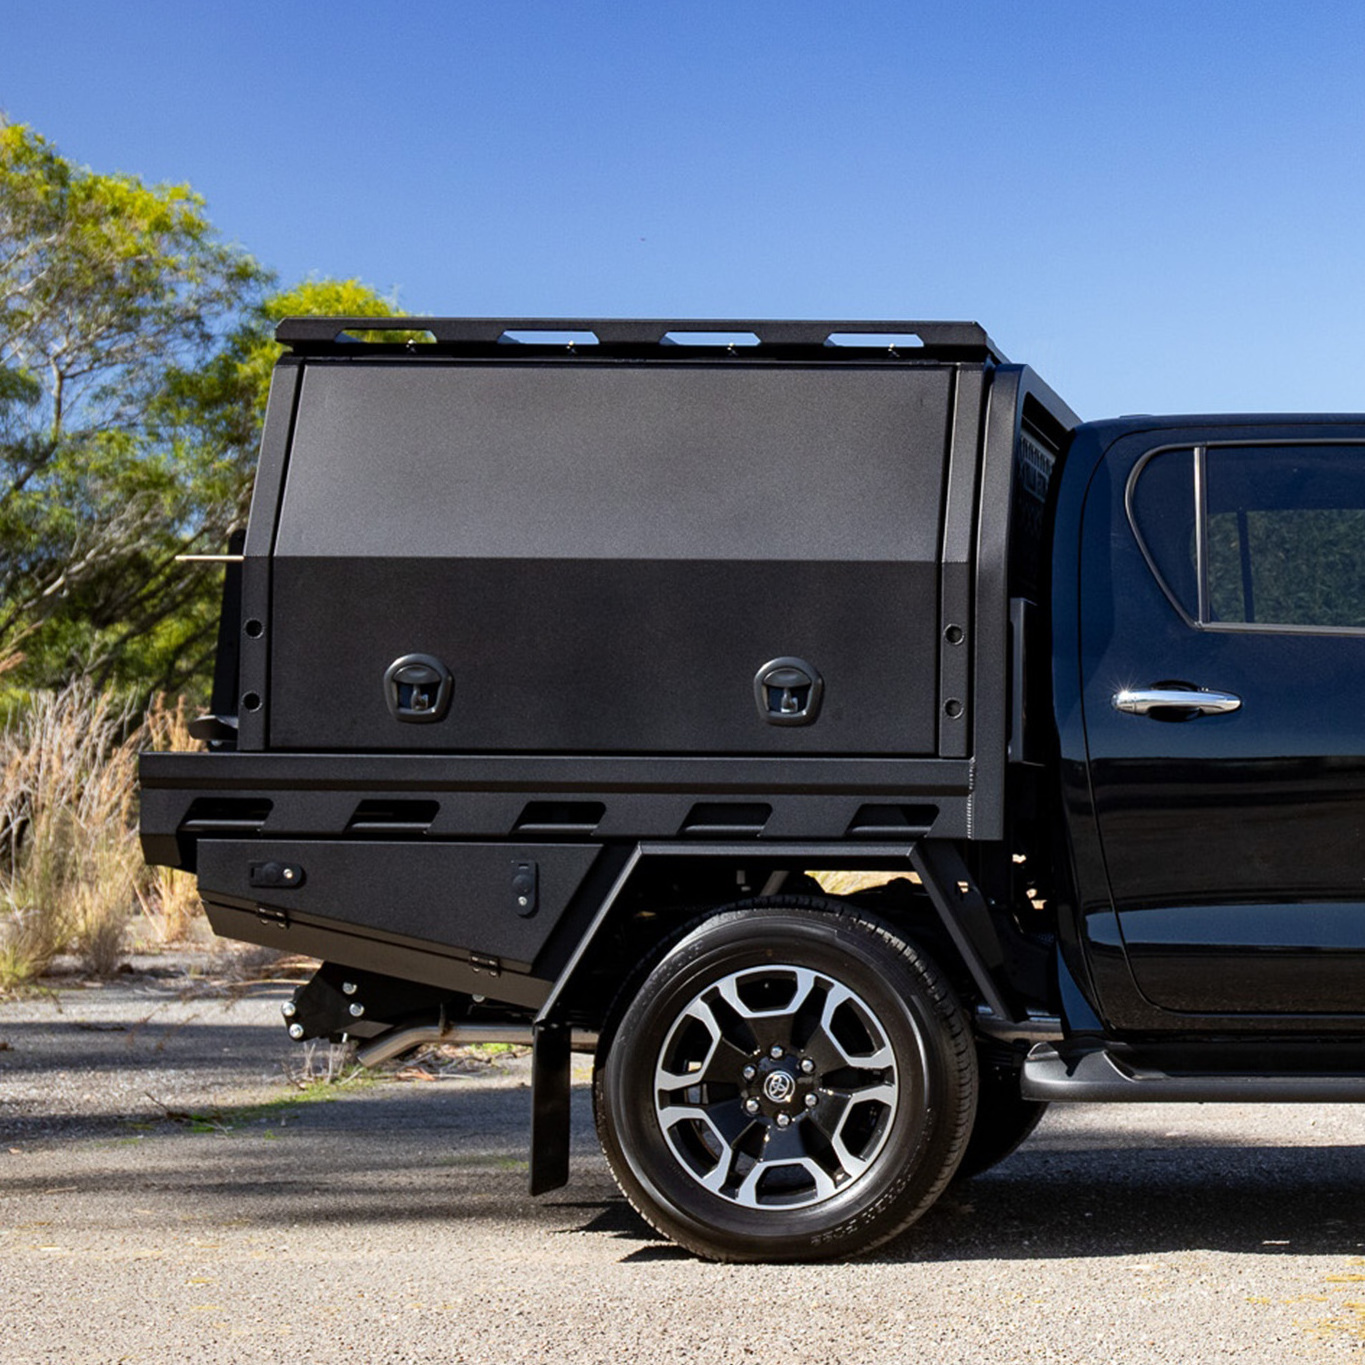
[595,900,976,1261]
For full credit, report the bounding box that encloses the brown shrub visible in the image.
[133,695,204,945]
[0,684,147,983]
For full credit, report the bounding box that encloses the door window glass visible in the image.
[1205,446,1365,629]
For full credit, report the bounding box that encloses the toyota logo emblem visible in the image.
[763,1071,797,1104]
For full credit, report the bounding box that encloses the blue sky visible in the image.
[4,2,1364,419]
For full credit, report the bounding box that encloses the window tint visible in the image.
[1129,448,1197,619]
[1205,446,1365,629]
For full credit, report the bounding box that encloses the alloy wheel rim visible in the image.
[652,964,910,1210]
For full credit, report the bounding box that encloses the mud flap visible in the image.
[528,1021,571,1195]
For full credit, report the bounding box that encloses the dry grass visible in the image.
[0,687,209,989]
[808,869,918,896]
[281,1039,364,1088]
[0,684,143,985]
[133,695,205,946]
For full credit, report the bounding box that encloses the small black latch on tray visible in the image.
[512,859,539,917]
[249,860,305,889]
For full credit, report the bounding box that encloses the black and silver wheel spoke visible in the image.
[653,963,901,1210]
[655,995,752,1097]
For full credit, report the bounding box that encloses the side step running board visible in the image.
[1021,1043,1365,1104]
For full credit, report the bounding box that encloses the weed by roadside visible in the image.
[0,684,142,986]
[281,1039,367,1089]
[133,695,204,947]
[0,688,220,991]
[132,1040,528,1139]
[142,1063,377,1135]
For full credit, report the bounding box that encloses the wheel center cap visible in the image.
[762,1069,797,1105]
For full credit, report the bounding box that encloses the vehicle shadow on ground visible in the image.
[880,1144,1365,1263]
[18,1102,1349,1266]
[553,1138,1365,1263]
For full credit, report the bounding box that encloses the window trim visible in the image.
[1125,438,1365,638]
[1194,443,1209,625]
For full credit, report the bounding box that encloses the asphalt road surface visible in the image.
[3,972,1365,1364]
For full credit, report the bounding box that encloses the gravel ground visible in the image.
[3,970,1365,1364]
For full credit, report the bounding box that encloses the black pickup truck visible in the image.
[140,317,1365,1261]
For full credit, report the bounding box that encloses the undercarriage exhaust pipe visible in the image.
[355,1022,599,1069]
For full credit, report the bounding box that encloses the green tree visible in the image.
[0,120,264,689]
[0,120,403,696]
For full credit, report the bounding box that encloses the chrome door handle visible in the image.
[1112,687,1242,717]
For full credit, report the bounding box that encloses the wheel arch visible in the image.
[536,840,1031,1036]
[526,840,1037,1199]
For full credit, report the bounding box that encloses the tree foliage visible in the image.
[0,121,402,697]
[0,120,262,690]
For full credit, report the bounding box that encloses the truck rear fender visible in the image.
[535,839,1043,1041]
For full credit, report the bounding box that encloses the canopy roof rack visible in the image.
[273,316,1007,363]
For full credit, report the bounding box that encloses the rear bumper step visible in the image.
[1021,1043,1365,1103]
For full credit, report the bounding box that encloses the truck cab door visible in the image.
[1079,428,1365,1023]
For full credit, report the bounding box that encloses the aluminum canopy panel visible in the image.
[268,360,959,756]
[275,363,952,561]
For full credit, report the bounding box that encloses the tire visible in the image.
[953,1064,1047,1182]
[594,899,977,1262]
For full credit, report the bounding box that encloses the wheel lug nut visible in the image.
[287,1023,305,1040]
[744,1098,760,1115]
[742,1065,756,1081]
[804,1093,819,1108]
[776,1113,791,1128]
[769,1045,784,1059]
[800,1058,815,1074]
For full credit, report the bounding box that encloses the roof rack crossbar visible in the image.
[273,316,1006,362]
